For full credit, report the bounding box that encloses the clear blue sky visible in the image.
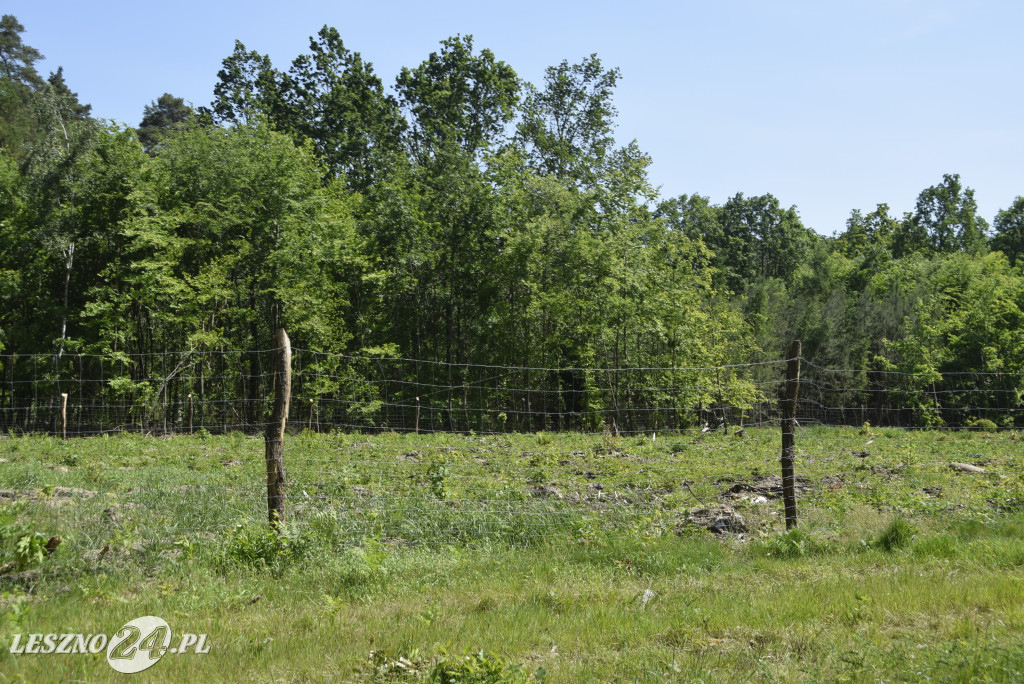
[7,0,1023,235]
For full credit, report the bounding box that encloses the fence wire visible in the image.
[1,351,1023,587]
[4,349,1022,438]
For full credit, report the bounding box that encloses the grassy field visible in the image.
[0,426,1023,682]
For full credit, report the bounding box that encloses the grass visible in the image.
[0,426,1022,681]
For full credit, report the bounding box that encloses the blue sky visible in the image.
[7,0,1023,235]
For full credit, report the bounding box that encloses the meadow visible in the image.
[0,426,1023,682]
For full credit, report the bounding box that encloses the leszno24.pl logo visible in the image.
[9,615,209,674]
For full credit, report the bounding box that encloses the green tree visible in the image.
[364,36,522,373]
[206,41,286,126]
[516,54,619,185]
[485,149,758,428]
[45,67,90,120]
[715,192,814,291]
[96,123,361,354]
[364,142,504,365]
[0,148,23,350]
[0,15,43,87]
[137,93,193,154]
[878,252,1024,425]
[991,196,1024,267]
[905,173,988,255]
[7,115,146,356]
[837,203,900,258]
[0,15,45,157]
[283,26,406,189]
[396,35,520,158]
[656,194,722,245]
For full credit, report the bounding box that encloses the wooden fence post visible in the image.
[415,397,420,434]
[265,329,290,531]
[60,393,68,440]
[308,398,314,432]
[188,393,194,434]
[781,340,801,530]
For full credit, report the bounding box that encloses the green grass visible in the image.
[0,427,1023,681]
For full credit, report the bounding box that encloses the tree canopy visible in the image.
[2,15,1023,429]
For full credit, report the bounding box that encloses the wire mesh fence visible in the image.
[1,348,1023,587]
[799,361,1024,430]
[4,349,1022,437]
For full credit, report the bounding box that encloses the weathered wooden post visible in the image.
[60,393,68,440]
[265,329,290,531]
[415,397,421,434]
[188,393,194,434]
[781,340,801,530]
[307,398,314,432]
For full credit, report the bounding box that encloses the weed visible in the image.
[600,424,620,452]
[967,418,999,432]
[307,508,344,546]
[0,502,29,542]
[173,536,196,559]
[430,647,540,683]
[0,593,32,639]
[757,528,831,559]
[15,532,50,568]
[429,464,451,500]
[873,517,916,552]
[224,520,294,568]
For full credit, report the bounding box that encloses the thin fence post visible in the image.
[221,352,227,435]
[60,392,68,440]
[308,398,314,432]
[781,340,801,530]
[188,393,194,434]
[265,328,290,532]
[162,353,167,435]
[415,397,420,434]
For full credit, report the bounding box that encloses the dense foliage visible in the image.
[1,16,1022,427]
